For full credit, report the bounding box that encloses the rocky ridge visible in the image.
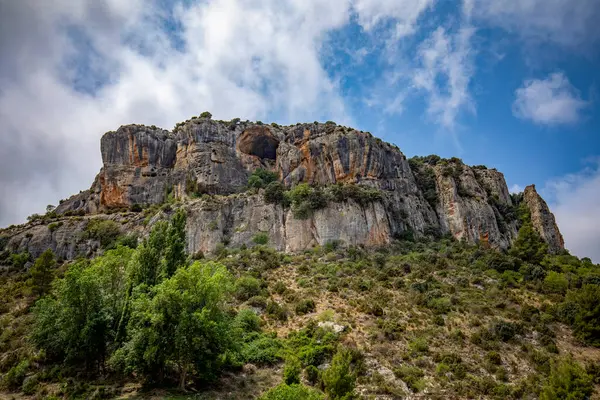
[1,117,564,263]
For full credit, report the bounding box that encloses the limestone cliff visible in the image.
[2,117,564,262]
[523,184,565,253]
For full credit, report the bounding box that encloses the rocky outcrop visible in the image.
[523,185,564,253]
[3,117,564,262]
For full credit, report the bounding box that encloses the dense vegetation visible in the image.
[1,197,600,398]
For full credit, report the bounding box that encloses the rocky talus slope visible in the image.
[1,118,564,262]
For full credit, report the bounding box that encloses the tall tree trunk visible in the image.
[179,364,188,391]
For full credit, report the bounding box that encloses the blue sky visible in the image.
[0,0,599,260]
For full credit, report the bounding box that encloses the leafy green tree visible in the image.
[128,221,168,287]
[162,209,187,279]
[32,261,108,369]
[509,222,548,265]
[29,249,56,297]
[31,247,135,370]
[117,261,234,389]
[540,358,593,400]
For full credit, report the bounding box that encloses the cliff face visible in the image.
[4,118,564,261]
[523,184,565,253]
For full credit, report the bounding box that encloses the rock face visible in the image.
[3,118,565,261]
[523,185,565,253]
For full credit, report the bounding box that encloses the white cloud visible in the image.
[412,25,476,129]
[352,0,435,38]
[544,159,600,263]
[509,184,524,194]
[0,0,354,226]
[512,72,588,125]
[472,0,600,49]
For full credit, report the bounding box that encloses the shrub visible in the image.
[84,219,121,248]
[21,375,38,395]
[295,299,316,315]
[266,300,289,321]
[485,351,502,366]
[288,184,327,219]
[259,384,324,400]
[253,232,269,245]
[235,276,263,301]
[249,168,279,189]
[543,271,569,295]
[394,365,425,392]
[564,285,600,347]
[10,252,30,270]
[235,309,262,333]
[283,356,302,385]
[264,182,287,205]
[322,348,356,399]
[540,358,593,400]
[130,203,143,212]
[305,365,321,385]
[200,111,212,118]
[248,295,268,309]
[48,221,63,232]
[2,360,29,390]
[242,335,284,365]
[272,281,287,295]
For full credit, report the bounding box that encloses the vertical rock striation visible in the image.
[9,118,564,258]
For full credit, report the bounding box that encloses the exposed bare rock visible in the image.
[3,118,564,261]
[523,184,565,253]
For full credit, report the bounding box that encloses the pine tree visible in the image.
[29,249,56,297]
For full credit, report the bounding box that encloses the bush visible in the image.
[284,356,302,385]
[235,276,263,301]
[2,360,29,390]
[295,299,316,315]
[322,348,356,399]
[266,300,289,321]
[48,221,63,232]
[305,365,321,385]
[540,358,593,400]
[84,219,121,248]
[242,335,284,365]
[235,309,262,333]
[543,271,569,295]
[253,232,269,245]
[564,285,600,347]
[259,384,324,400]
[200,111,212,118]
[248,168,278,189]
[248,295,268,309]
[21,375,38,395]
[264,182,287,205]
[272,281,286,295]
[394,365,425,392]
[10,252,30,270]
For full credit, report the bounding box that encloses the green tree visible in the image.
[117,261,234,389]
[564,285,600,347]
[31,247,135,370]
[283,356,301,385]
[29,249,56,297]
[509,222,548,264]
[540,358,593,400]
[162,209,187,279]
[322,348,356,399]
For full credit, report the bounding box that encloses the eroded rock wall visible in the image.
[8,118,563,261]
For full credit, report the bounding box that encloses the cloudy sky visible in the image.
[0,0,599,261]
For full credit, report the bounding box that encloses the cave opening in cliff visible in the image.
[238,128,280,160]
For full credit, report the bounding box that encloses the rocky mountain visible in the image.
[1,116,564,263]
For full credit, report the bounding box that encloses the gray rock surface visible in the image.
[1,118,565,264]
